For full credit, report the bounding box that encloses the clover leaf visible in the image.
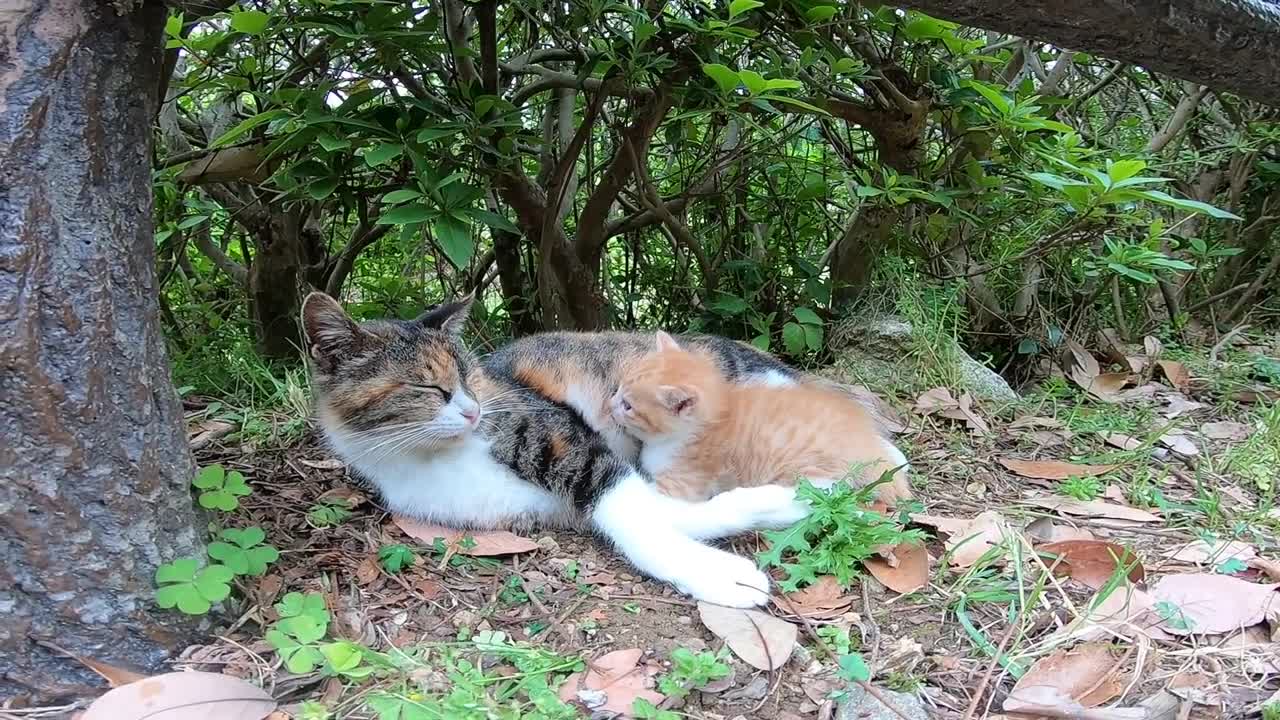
[208,526,279,576]
[193,464,252,511]
[155,557,234,615]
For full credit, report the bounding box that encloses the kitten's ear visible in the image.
[658,385,698,416]
[416,291,474,337]
[655,331,681,352]
[302,292,367,368]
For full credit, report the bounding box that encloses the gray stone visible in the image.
[836,685,931,720]
[828,315,1017,404]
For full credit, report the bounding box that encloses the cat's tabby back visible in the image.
[301,292,810,607]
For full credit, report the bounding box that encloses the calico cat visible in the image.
[301,292,809,608]
[609,332,912,504]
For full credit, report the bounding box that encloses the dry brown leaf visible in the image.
[1005,686,1146,719]
[1232,388,1280,404]
[1163,539,1257,566]
[1167,671,1221,706]
[1011,642,1127,708]
[1157,360,1192,391]
[1199,421,1251,441]
[1097,329,1129,367]
[1066,339,1101,378]
[188,419,236,451]
[1084,372,1134,402]
[999,458,1119,480]
[354,557,381,586]
[557,648,663,715]
[698,602,797,671]
[914,387,989,433]
[393,517,539,556]
[937,511,1015,568]
[1250,557,1280,582]
[1159,393,1205,418]
[1101,433,1142,451]
[914,386,958,414]
[318,485,366,508]
[865,541,929,594]
[1150,573,1280,635]
[1025,496,1161,523]
[1056,585,1172,642]
[299,458,345,470]
[1157,432,1199,457]
[909,513,972,536]
[777,576,853,620]
[1038,540,1144,589]
[82,671,276,720]
[1009,416,1065,430]
[1025,517,1096,543]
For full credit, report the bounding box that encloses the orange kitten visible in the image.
[610,332,912,505]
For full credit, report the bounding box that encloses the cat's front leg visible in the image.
[670,484,811,540]
[592,472,773,608]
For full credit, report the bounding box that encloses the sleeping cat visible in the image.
[301,292,809,608]
[610,331,912,505]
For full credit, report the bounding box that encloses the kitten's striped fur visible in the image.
[302,293,809,606]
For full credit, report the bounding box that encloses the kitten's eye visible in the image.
[621,398,633,412]
[413,384,452,401]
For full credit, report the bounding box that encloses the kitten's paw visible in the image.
[675,553,772,608]
[714,485,811,528]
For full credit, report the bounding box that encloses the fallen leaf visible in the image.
[1215,625,1280,675]
[1038,540,1144,589]
[1164,539,1257,566]
[318,485,366,508]
[580,571,617,586]
[1150,573,1280,635]
[1100,433,1142,451]
[413,577,444,600]
[909,513,973,536]
[999,458,1119,480]
[82,671,276,720]
[557,648,663,715]
[1056,585,1172,642]
[1008,416,1064,430]
[1157,360,1191,391]
[1102,485,1128,504]
[914,387,957,414]
[1011,642,1127,707]
[1025,496,1161,523]
[777,576,853,620]
[1250,557,1280,582]
[865,541,929,594]
[914,387,989,433]
[354,556,381,585]
[299,458,345,470]
[1004,686,1145,719]
[698,602,797,671]
[1167,671,1220,706]
[1097,329,1129,367]
[1199,421,1251,441]
[1157,432,1198,457]
[1232,388,1280,404]
[394,517,539,556]
[1143,335,1164,362]
[936,511,1016,568]
[1082,372,1134,402]
[1025,517,1096,543]
[1065,340,1101,379]
[1159,393,1204,418]
[188,420,236,451]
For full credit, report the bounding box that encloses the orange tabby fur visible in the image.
[610,332,912,505]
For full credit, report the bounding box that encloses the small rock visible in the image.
[836,685,930,720]
[799,701,819,714]
[676,637,708,653]
[451,610,478,630]
[536,536,559,552]
[722,675,769,703]
[676,615,694,625]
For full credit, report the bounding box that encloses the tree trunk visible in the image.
[889,0,1280,107]
[0,0,203,703]
[248,210,305,359]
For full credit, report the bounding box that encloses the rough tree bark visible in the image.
[890,0,1280,107]
[0,0,204,703]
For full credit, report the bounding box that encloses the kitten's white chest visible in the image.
[640,438,686,474]
[330,432,568,528]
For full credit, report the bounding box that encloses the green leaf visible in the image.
[792,307,822,326]
[230,10,270,35]
[433,215,473,268]
[760,94,827,114]
[381,189,423,204]
[805,5,838,21]
[728,0,763,18]
[710,292,748,315]
[192,465,224,489]
[1137,190,1243,220]
[224,471,251,496]
[1107,159,1146,183]
[737,70,768,95]
[964,80,1011,115]
[194,565,234,601]
[837,653,870,683]
[468,209,520,234]
[155,584,187,610]
[782,322,806,355]
[702,64,740,94]
[210,109,287,148]
[376,203,435,225]
[177,215,209,229]
[316,134,350,152]
[1216,557,1248,574]
[416,125,464,143]
[156,557,198,584]
[803,323,823,351]
[175,592,212,615]
[363,142,404,168]
[763,78,804,91]
[165,14,184,38]
[750,334,770,352]
[306,177,340,200]
[378,544,416,573]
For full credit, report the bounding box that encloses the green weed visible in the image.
[1058,475,1104,500]
[657,648,731,700]
[154,558,234,615]
[193,464,251,511]
[208,526,279,576]
[378,544,416,573]
[307,498,354,528]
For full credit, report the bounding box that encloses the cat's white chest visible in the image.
[640,438,686,475]
[330,432,568,528]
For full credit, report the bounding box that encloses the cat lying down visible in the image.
[301,292,909,608]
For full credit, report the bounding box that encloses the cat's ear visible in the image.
[302,292,369,368]
[416,291,474,337]
[658,385,698,416]
[655,331,681,352]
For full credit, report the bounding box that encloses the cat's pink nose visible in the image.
[462,407,480,423]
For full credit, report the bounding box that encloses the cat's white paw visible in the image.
[673,552,772,608]
[715,485,811,528]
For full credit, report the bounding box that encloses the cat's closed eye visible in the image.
[411,384,452,401]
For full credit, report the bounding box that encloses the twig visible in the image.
[773,594,914,720]
[1209,323,1250,363]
